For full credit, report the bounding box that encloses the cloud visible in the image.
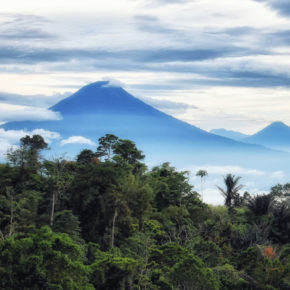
[143,0,191,6]
[138,96,198,113]
[255,0,290,16]
[270,170,285,179]
[0,13,54,40]
[0,104,61,122]
[134,14,181,35]
[60,136,96,146]
[0,128,60,144]
[101,77,125,88]
[28,129,60,143]
[190,165,266,176]
[0,91,69,107]
[0,46,238,65]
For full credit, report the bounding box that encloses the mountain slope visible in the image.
[1,81,289,170]
[210,128,249,141]
[245,121,290,151]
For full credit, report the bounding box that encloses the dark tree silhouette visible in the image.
[246,194,275,216]
[217,174,243,208]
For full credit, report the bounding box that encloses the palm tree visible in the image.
[217,174,243,208]
[196,169,208,200]
[246,194,275,216]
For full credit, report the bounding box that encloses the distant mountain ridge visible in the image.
[210,128,249,141]
[1,81,289,171]
[244,121,290,151]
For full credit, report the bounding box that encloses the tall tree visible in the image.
[113,139,145,165]
[217,174,243,209]
[7,134,48,174]
[43,158,73,226]
[196,169,208,200]
[96,134,118,161]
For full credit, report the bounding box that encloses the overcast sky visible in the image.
[1,0,290,133]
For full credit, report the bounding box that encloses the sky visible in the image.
[1,0,290,134]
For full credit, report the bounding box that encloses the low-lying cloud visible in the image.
[190,165,266,176]
[0,91,69,107]
[60,136,96,146]
[0,105,61,122]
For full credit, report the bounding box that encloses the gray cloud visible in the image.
[1,10,290,94]
[0,44,260,65]
[134,14,182,35]
[0,92,70,107]
[0,13,54,40]
[255,0,290,16]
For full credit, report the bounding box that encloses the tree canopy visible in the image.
[1,134,290,289]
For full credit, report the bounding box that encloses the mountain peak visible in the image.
[245,121,290,150]
[50,81,158,116]
[267,121,288,129]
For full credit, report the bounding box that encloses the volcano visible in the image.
[2,81,289,170]
[245,121,290,152]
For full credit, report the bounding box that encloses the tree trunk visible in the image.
[111,208,118,248]
[200,177,203,201]
[50,191,56,226]
[9,189,14,237]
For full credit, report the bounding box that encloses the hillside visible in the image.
[210,128,249,141]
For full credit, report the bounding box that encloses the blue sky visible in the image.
[1,0,290,133]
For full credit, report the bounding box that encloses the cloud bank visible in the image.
[0,104,61,123]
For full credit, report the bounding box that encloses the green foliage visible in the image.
[246,194,275,217]
[194,240,222,267]
[0,226,93,289]
[89,247,137,289]
[150,162,193,211]
[2,133,290,289]
[53,210,83,243]
[7,134,48,174]
[170,254,220,290]
[214,264,249,290]
[271,183,290,197]
[77,149,98,164]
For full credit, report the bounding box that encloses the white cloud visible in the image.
[0,103,61,122]
[102,77,126,88]
[60,136,96,146]
[202,187,224,205]
[0,128,60,144]
[190,165,265,176]
[270,170,285,179]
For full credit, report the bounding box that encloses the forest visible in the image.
[1,133,290,290]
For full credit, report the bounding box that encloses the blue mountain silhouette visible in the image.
[245,121,290,151]
[2,81,289,170]
[210,128,249,141]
